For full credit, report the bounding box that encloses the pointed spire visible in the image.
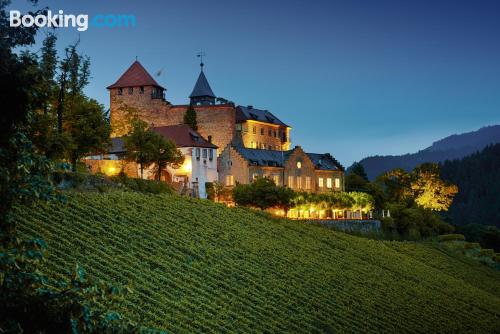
[189,56,216,105]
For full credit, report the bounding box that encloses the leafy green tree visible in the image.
[149,133,184,181]
[65,97,111,171]
[124,119,157,179]
[233,177,292,211]
[411,163,458,211]
[183,105,198,131]
[346,162,369,192]
[275,186,295,216]
[376,168,413,204]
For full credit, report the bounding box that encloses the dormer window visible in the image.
[128,87,133,95]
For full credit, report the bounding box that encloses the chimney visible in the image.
[208,135,212,143]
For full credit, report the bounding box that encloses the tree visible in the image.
[233,178,292,211]
[123,119,156,179]
[183,105,198,131]
[65,97,111,171]
[350,162,368,181]
[149,133,184,181]
[376,168,413,204]
[275,186,295,216]
[411,163,458,211]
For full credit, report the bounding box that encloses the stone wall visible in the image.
[110,86,235,154]
[306,219,381,234]
[218,145,249,186]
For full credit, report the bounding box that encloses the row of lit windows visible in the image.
[194,148,214,160]
[250,141,280,150]
[252,125,279,138]
[244,174,340,190]
[317,177,341,189]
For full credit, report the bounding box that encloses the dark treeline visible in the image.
[440,144,500,251]
[440,144,500,228]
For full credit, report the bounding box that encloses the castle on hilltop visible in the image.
[94,59,344,198]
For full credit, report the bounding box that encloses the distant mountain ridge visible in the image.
[358,125,500,180]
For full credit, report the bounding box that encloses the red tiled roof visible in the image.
[107,61,164,89]
[152,124,217,149]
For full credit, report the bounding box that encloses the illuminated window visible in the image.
[273,174,280,185]
[251,141,257,149]
[335,177,341,188]
[305,176,311,189]
[318,177,324,188]
[226,175,234,186]
[297,161,302,169]
[327,178,332,188]
[288,175,294,188]
[253,173,259,181]
[296,176,302,189]
[261,143,266,149]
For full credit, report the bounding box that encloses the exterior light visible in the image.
[180,157,192,173]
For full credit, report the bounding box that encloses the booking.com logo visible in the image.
[9,10,136,32]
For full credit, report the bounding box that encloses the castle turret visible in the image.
[107,60,168,136]
[189,62,216,106]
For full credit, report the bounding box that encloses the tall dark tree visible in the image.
[65,97,111,171]
[440,144,500,228]
[183,105,198,131]
[350,162,368,181]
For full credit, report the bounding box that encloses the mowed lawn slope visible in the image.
[15,192,500,333]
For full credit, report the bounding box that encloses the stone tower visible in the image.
[107,60,169,136]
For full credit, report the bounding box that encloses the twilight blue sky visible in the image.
[11,0,500,165]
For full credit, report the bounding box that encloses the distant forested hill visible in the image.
[358,125,500,180]
[440,144,500,228]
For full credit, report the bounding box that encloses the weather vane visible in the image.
[197,51,206,69]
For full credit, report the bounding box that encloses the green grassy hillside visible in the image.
[14,192,500,333]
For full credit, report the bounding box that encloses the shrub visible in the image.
[112,174,172,194]
[479,249,495,257]
[464,242,480,250]
[438,234,466,242]
[381,217,395,231]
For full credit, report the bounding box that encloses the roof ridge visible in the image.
[107,60,164,89]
